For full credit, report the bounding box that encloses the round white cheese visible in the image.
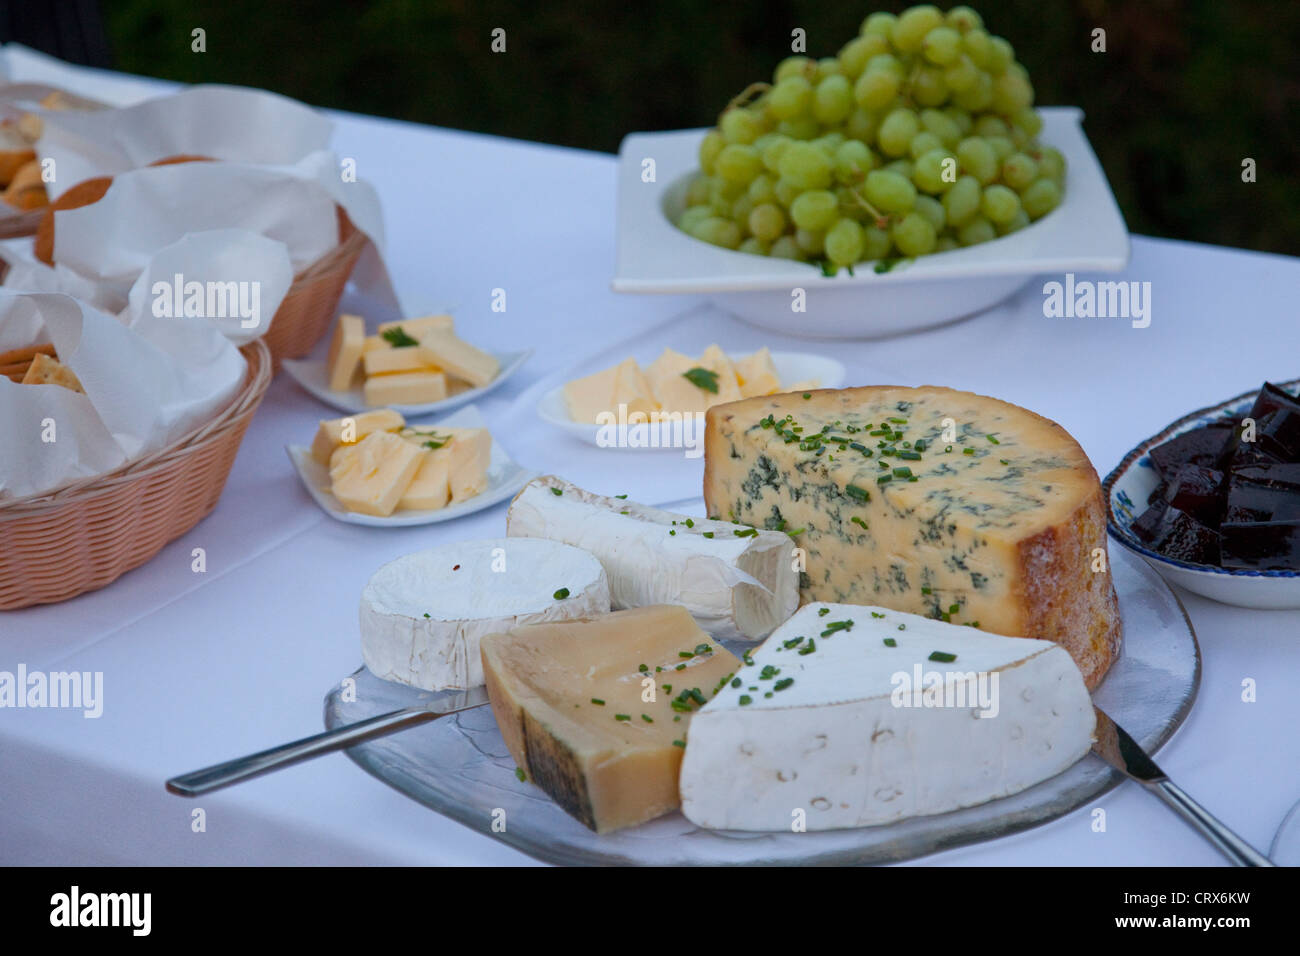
[360,538,610,691]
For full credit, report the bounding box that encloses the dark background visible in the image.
[4,0,1298,255]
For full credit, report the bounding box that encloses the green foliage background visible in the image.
[105,0,1298,255]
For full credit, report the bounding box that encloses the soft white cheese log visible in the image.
[679,603,1095,831]
[506,476,799,641]
[360,538,610,691]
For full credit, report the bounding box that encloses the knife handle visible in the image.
[165,706,437,797]
[1151,779,1275,866]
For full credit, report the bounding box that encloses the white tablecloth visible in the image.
[2,45,1297,866]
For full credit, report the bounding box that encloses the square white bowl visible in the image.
[613,107,1129,338]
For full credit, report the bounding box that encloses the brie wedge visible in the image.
[360,539,610,690]
[506,476,799,640]
[678,603,1096,831]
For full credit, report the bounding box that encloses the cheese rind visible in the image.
[360,539,610,691]
[703,385,1122,688]
[678,603,1096,831]
[326,314,365,391]
[481,605,741,833]
[310,409,405,464]
[417,329,500,388]
[506,476,800,640]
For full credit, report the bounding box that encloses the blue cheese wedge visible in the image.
[678,603,1095,831]
[704,385,1121,688]
[506,476,799,640]
[360,539,610,690]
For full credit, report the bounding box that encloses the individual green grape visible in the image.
[845,107,881,143]
[774,177,802,206]
[790,189,839,231]
[962,28,993,68]
[935,235,960,252]
[995,208,1030,235]
[1001,152,1039,191]
[761,135,793,172]
[836,186,869,220]
[943,105,973,134]
[738,237,769,256]
[861,11,897,37]
[914,67,950,107]
[974,116,1009,137]
[769,235,804,260]
[861,224,894,260]
[914,194,946,231]
[864,169,917,213]
[942,174,981,226]
[794,228,825,255]
[838,33,889,78]
[685,175,711,206]
[777,117,820,140]
[980,184,1020,223]
[779,141,834,189]
[699,131,725,174]
[854,67,901,110]
[892,5,944,53]
[716,143,762,184]
[813,74,854,125]
[922,26,962,65]
[747,173,776,204]
[748,202,787,241]
[957,216,996,246]
[731,194,755,225]
[709,195,731,217]
[825,218,866,265]
[957,136,999,184]
[879,107,920,157]
[710,175,744,202]
[720,108,762,145]
[835,139,874,184]
[920,108,962,147]
[690,216,742,249]
[987,37,1015,75]
[913,148,957,193]
[952,71,994,110]
[769,75,813,120]
[678,206,713,233]
[1009,126,1032,151]
[774,55,815,84]
[986,136,1015,162]
[816,57,842,80]
[942,54,980,93]
[992,69,1033,114]
[1038,146,1067,183]
[892,212,937,256]
[1021,177,1062,219]
[945,6,983,32]
[909,131,944,159]
[883,158,914,180]
[1011,107,1044,138]
[813,131,846,155]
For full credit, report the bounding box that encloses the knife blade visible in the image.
[1091,705,1273,866]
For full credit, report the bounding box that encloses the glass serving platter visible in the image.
[324,542,1199,865]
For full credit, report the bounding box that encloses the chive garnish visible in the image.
[682,367,719,393]
[615,714,631,721]
[515,767,526,781]
[672,739,686,747]
[883,637,897,647]
[381,327,419,347]
[738,695,753,706]
[845,483,871,502]
[929,651,957,663]
[553,588,570,599]
[591,698,605,705]
[550,487,563,496]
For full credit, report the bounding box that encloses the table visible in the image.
[2,45,1297,866]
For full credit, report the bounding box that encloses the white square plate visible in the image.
[286,405,537,527]
[613,107,1129,338]
[283,348,532,417]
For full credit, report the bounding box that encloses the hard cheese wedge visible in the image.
[704,385,1122,689]
[361,539,610,690]
[507,476,799,640]
[679,603,1096,831]
[326,314,365,391]
[481,605,741,833]
[310,408,404,464]
[417,329,499,388]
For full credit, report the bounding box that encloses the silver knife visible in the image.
[1091,705,1273,866]
[166,687,489,797]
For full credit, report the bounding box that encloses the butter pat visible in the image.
[363,370,448,407]
[363,346,440,376]
[417,329,499,388]
[310,408,405,464]
[376,314,454,340]
[326,314,365,391]
[645,347,739,415]
[481,605,741,833]
[398,449,451,511]
[734,347,781,398]
[563,363,620,423]
[328,431,422,517]
[401,425,490,502]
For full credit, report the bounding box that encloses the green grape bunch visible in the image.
[676,5,1066,272]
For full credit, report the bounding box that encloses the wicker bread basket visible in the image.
[0,338,272,610]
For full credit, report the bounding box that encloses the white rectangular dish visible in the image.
[612,107,1129,338]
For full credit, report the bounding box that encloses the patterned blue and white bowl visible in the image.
[1102,377,1300,609]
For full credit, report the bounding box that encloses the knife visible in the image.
[1091,705,1273,866]
[166,687,490,797]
